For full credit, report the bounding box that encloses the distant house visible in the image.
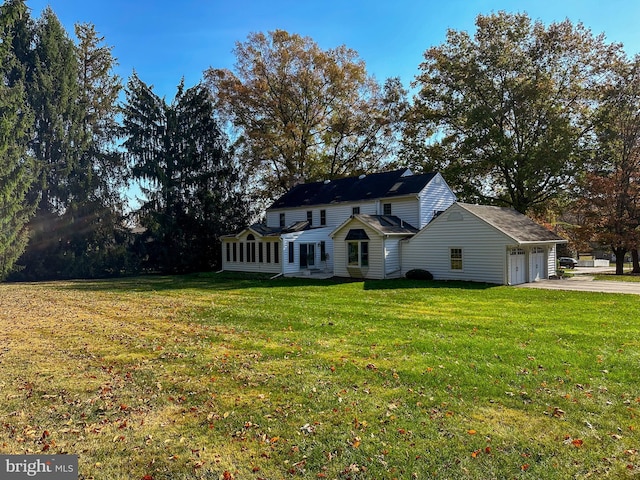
[401,203,566,285]
[221,168,456,277]
[221,170,566,285]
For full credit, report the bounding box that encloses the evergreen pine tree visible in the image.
[0,0,37,280]
[123,74,249,273]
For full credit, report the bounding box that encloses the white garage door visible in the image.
[509,248,526,285]
[529,247,545,282]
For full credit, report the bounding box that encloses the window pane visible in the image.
[288,242,294,263]
[274,243,280,264]
[361,242,369,266]
[348,242,359,265]
[383,203,391,215]
[320,210,326,226]
[450,248,462,270]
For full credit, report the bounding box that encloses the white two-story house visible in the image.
[221,168,457,279]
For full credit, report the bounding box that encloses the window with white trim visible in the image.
[450,248,463,270]
[347,241,369,267]
[346,228,369,267]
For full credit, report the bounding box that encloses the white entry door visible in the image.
[509,248,526,285]
[529,247,545,282]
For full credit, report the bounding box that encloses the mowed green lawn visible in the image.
[0,273,639,479]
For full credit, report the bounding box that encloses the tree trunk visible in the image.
[632,249,640,274]
[613,247,627,275]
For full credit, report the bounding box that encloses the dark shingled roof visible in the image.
[269,169,438,210]
[354,214,419,235]
[457,203,566,243]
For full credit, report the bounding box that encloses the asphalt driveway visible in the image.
[517,266,640,295]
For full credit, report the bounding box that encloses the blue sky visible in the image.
[25,0,640,99]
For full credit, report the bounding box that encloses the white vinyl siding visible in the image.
[547,245,558,277]
[384,237,402,278]
[402,203,562,285]
[332,222,384,279]
[268,200,390,229]
[382,198,419,227]
[418,173,457,228]
[402,205,511,284]
[281,227,334,275]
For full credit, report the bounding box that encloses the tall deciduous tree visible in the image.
[0,0,37,280]
[123,74,249,273]
[403,12,621,213]
[206,30,406,202]
[574,56,640,275]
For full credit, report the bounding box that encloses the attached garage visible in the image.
[401,203,566,285]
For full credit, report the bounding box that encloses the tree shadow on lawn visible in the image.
[363,278,498,291]
[49,271,498,295]
[51,271,362,294]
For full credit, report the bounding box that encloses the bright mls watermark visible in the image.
[0,455,78,479]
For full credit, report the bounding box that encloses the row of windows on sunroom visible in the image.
[225,240,280,264]
[278,204,393,228]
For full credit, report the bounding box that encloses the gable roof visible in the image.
[331,214,419,238]
[456,203,566,244]
[269,169,438,210]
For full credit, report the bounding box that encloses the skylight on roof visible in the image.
[389,182,403,192]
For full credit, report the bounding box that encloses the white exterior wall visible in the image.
[402,205,512,284]
[268,201,379,229]
[267,197,428,228]
[547,245,557,276]
[402,204,563,285]
[383,198,419,228]
[384,237,403,277]
[418,173,457,228]
[281,231,304,275]
[281,227,335,275]
[332,221,385,280]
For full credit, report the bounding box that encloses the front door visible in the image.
[299,243,315,269]
[509,248,526,285]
